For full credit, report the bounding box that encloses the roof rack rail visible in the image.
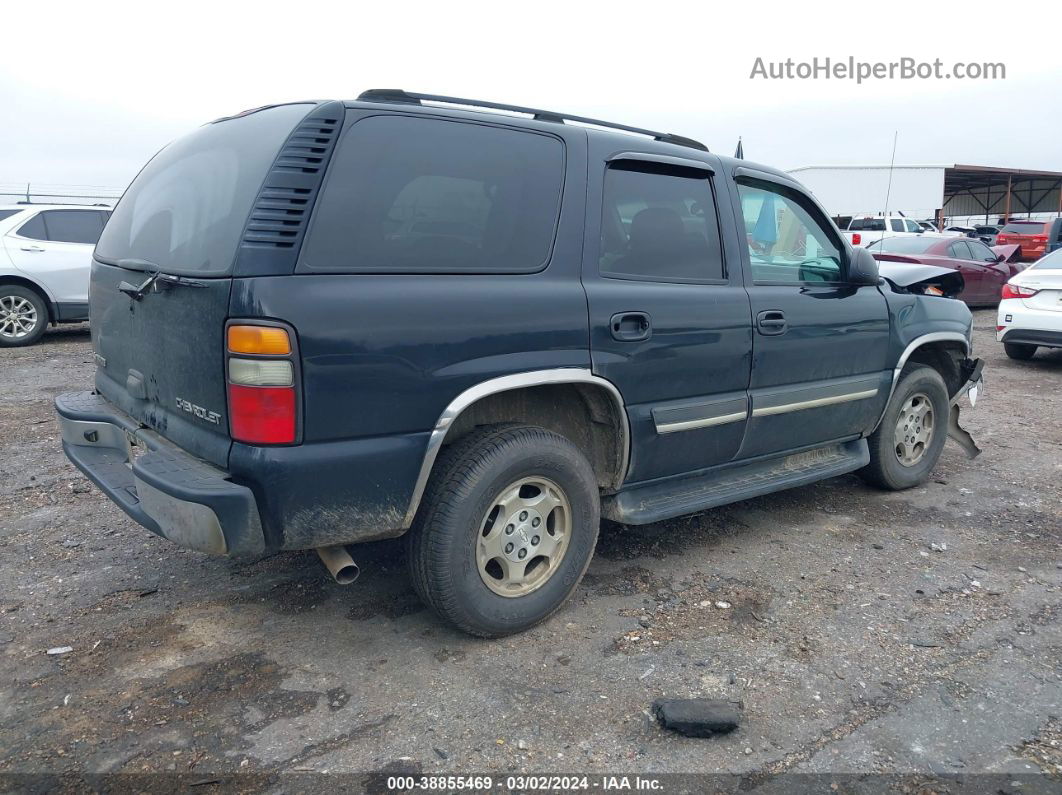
[357,89,708,152]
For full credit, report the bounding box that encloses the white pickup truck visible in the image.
[843,214,925,247]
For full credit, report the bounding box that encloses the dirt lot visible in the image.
[1,312,1059,788]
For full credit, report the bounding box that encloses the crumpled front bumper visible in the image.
[54,391,265,556]
[946,357,985,459]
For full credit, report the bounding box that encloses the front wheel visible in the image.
[408,425,600,637]
[1004,342,1037,360]
[0,286,48,347]
[859,365,950,491]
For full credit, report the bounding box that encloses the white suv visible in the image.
[0,205,111,346]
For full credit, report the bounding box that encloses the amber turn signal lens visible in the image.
[227,325,291,355]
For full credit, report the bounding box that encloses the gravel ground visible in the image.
[0,312,1059,789]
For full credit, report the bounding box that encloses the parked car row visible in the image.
[0,204,108,346]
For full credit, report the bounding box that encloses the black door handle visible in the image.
[756,309,787,335]
[610,311,652,342]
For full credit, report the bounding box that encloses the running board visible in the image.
[603,440,870,525]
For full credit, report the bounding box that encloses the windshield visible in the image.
[95,104,310,275]
[866,237,938,254]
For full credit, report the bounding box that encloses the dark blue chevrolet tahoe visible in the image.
[55,91,984,637]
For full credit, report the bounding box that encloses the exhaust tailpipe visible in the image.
[317,545,360,585]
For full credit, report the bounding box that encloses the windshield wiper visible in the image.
[117,270,162,301]
[117,260,208,300]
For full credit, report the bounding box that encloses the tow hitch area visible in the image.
[947,358,985,459]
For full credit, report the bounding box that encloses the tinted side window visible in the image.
[890,219,905,232]
[968,241,996,261]
[42,210,105,244]
[0,210,21,223]
[737,180,843,283]
[948,241,973,260]
[16,213,47,241]
[599,163,724,282]
[303,116,564,273]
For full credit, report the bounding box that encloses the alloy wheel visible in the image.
[894,392,935,467]
[0,295,39,340]
[476,476,571,597]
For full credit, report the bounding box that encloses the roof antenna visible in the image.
[882,130,898,216]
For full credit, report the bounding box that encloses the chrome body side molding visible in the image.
[656,411,747,433]
[651,393,748,435]
[401,369,629,528]
[750,388,879,417]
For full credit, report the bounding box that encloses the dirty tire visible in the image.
[407,425,600,638]
[0,285,48,347]
[1004,342,1037,361]
[859,365,949,491]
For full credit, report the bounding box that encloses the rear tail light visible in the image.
[1001,284,1039,300]
[852,233,862,245]
[997,234,1008,243]
[227,325,291,355]
[226,323,298,445]
[1032,234,1048,243]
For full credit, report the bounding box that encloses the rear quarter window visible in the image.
[301,115,565,274]
[15,213,47,241]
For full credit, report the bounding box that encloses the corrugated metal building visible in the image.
[787,164,1062,227]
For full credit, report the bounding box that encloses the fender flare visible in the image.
[401,368,629,528]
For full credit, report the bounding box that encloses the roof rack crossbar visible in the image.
[357,89,708,152]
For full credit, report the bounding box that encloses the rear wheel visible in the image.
[0,286,48,347]
[1004,342,1037,360]
[860,365,949,491]
[408,425,600,637]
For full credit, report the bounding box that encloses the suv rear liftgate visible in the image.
[57,101,344,555]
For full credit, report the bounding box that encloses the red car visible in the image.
[996,219,1062,262]
[866,235,1025,306]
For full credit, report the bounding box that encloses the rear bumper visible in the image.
[997,300,1062,346]
[1000,328,1062,348]
[54,392,265,556]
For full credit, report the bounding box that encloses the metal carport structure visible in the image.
[942,165,1062,225]
[788,164,1062,227]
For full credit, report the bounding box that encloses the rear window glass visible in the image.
[1000,222,1047,235]
[302,115,564,273]
[96,103,310,275]
[866,237,937,254]
[849,218,885,231]
[1031,248,1062,269]
[42,210,105,244]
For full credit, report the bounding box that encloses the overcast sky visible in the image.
[2,0,1060,192]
